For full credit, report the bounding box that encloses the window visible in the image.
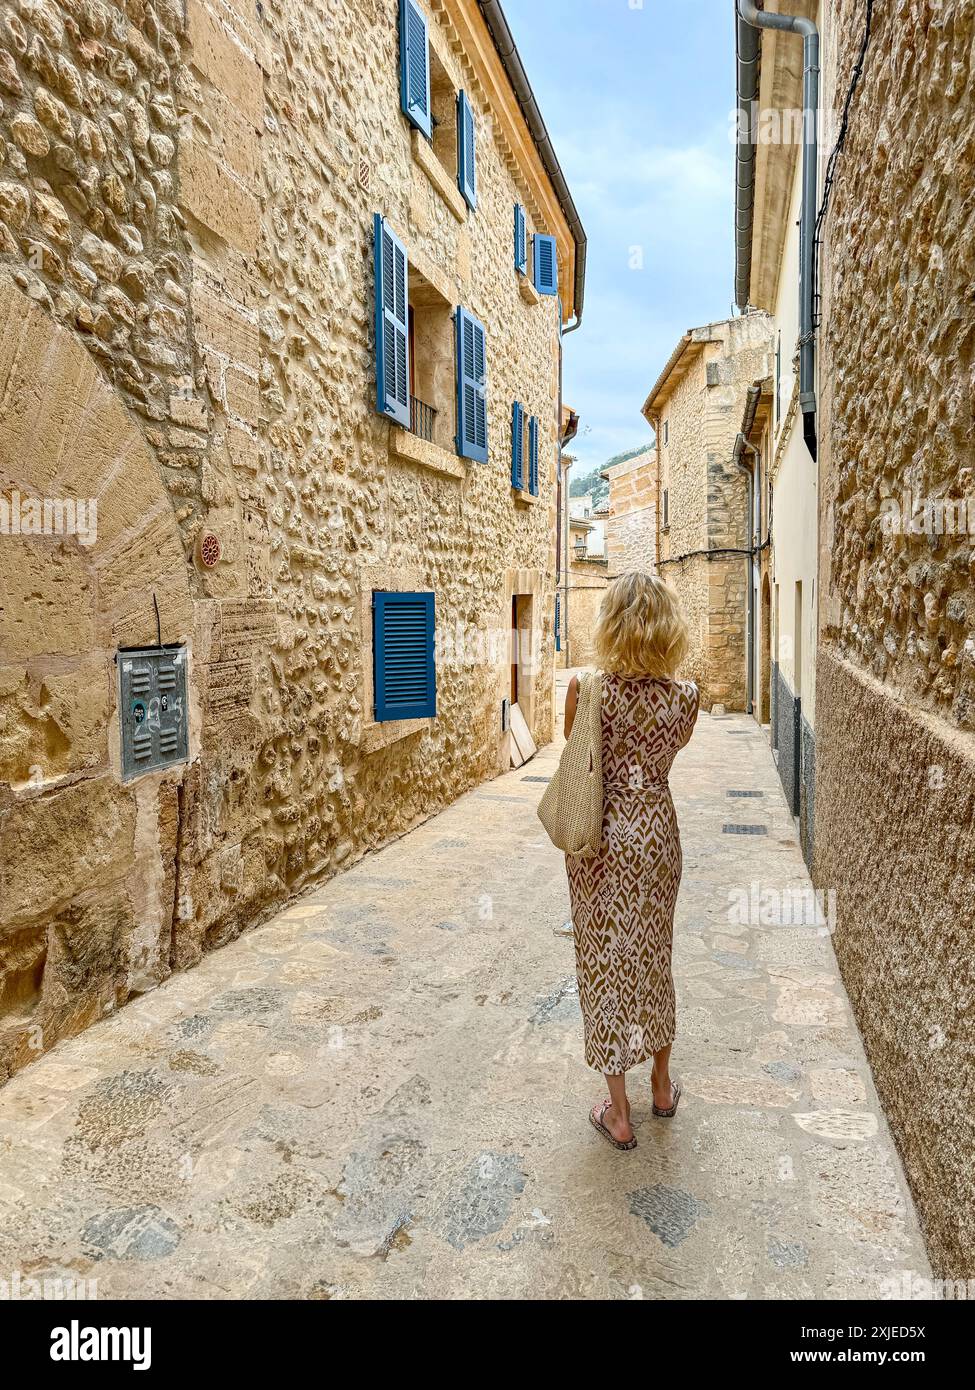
[511,407,539,494]
[533,234,558,296]
[514,204,527,275]
[775,330,782,428]
[511,401,525,488]
[663,418,669,446]
[374,213,454,450]
[374,214,410,428]
[528,415,539,496]
[373,591,436,721]
[662,487,669,529]
[456,307,487,462]
[457,90,477,210]
[399,0,432,138]
[408,268,453,448]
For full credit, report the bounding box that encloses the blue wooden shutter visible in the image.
[374,214,410,428]
[555,591,561,652]
[457,90,477,209]
[514,203,527,274]
[511,401,524,488]
[533,233,558,295]
[528,415,539,495]
[400,0,431,137]
[373,591,436,721]
[455,306,487,462]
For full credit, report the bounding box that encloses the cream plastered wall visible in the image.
[0,0,569,1078]
[769,161,817,721]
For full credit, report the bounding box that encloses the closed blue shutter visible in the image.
[373,591,436,721]
[528,415,539,495]
[455,306,487,462]
[400,0,431,137]
[514,203,527,274]
[533,233,558,295]
[373,214,410,428]
[457,90,477,209]
[511,401,524,488]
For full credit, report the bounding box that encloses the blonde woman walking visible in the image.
[564,573,699,1150]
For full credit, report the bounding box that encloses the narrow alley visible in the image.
[0,680,928,1300]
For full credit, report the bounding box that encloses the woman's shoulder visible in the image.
[670,677,700,712]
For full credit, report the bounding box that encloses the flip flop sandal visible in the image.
[589,1099,637,1151]
[652,1080,682,1118]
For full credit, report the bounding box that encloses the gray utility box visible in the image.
[118,645,189,781]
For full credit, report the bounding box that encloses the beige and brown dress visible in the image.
[566,672,699,1073]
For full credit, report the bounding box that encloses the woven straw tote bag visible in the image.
[537,669,604,856]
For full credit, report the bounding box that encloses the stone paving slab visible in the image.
[0,695,930,1299]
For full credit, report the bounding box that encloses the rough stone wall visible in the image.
[657,347,709,692]
[0,0,566,1079]
[820,0,975,729]
[655,314,771,708]
[604,446,656,575]
[816,0,975,1277]
[561,556,606,669]
[814,654,975,1278]
[0,0,243,560]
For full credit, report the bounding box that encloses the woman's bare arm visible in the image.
[564,675,580,738]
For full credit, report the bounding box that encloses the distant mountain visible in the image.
[569,444,652,508]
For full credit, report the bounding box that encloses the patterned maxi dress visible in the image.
[566,672,700,1073]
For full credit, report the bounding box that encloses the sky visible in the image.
[503,0,739,472]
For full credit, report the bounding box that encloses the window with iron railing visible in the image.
[410,395,437,442]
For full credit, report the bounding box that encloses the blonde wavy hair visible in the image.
[593,572,689,679]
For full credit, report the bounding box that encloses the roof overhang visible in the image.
[736,0,817,311]
[641,326,723,422]
[455,1,587,326]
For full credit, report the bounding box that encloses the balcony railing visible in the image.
[410,396,437,443]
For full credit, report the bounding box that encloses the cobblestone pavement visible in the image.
[0,681,929,1299]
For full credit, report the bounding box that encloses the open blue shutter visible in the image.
[457,90,477,209]
[555,591,561,652]
[374,214,410,428]
[528,415,539,495]
[400,0,431,137]
[514,204,527,274]
[511,401,524,488]
[455,307,487,462]
[374,591,436,721]
[533,233,558,295]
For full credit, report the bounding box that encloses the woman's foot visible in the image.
[651,1071,682,1118]
[592,1099,634,1144]
[651,1066,676,1112]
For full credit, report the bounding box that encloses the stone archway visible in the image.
[0,278,194,1081]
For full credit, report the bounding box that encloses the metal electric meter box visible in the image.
[118,645,189,781]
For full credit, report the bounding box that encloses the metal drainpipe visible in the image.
[736,0,820,460]
[733,432,759,715]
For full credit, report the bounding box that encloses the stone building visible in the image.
[557,469,607,669]
[601,444,656,576]
[734,0,819,862]
[0,0,585,1078]
[641,314,772,710]
[734,0,975,1278]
